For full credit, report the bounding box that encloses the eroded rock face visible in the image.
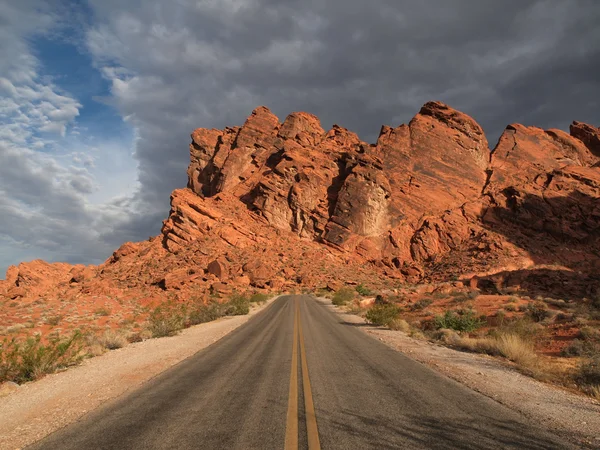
[0,260,83,299]
[178,101,499,265]
[3,101,599,307]
[570,121,600,157]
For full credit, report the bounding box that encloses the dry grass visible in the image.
[388,318,411,333]
[97,330,128,350]
[449,333,538,368]
[495,334,538,366]
[445,331,570,383]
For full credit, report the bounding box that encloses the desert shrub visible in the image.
[249,293,269,304]
[579,326,600,342]
[388,318,411,332]
[467,290,479,299]
[447,332,537,367]
[374,294,387,305]
[46,315,62,326]
[577,357,600,386]
[126,329,152,343]
[332,287,355,306]
[188,302,224,325]
[0,332,84,383]
[433,309,484,333]
[562,339,600,358]
[554,312,572,322]
[148,302,186,338]
[223,294,250,316]
[355,284,372,296]
[495,309,506,326]
[451,294,469,303]
[126,332,144,343]
[498,317,541,341]
[410,298,433,311]
[365,304,402,326]
[591,292,600,309]
[433,328,462,345]
[494,333,538,366]
[562,340,585,357]
[98,330,127,350]
[525,302,551,322]
[94,307,111,317]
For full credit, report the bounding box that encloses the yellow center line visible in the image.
[285,298,321,450]
[298,303,322,450]
[285,299,299,450]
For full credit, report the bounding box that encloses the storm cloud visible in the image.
[1,0,599,275]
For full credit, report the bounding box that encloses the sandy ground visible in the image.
[0,298,277,450]
[321,299,600,448]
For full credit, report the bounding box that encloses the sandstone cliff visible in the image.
[2,102,599,305]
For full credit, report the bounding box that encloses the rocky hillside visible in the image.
[1,101,599,331]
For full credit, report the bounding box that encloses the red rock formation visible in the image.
[182,102,495,267]
[570,121,600,157]
[2,101,599,313]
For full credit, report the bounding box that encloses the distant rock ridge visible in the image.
[2,101,599,302]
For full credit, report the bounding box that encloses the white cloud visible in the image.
[0,0,140,276]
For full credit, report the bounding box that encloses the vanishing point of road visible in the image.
[30,295,573,449]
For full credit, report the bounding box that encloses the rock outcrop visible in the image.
[180,101,599,272]
[2,101,599,306]
[182,102,493,265]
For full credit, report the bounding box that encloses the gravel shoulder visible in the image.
[320,298,600,448]
[0,298,277,450]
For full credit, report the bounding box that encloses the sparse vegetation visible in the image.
[223,294,250,316]
[525,302,551,322]
[365,304,402,327]
[388,318,411,332]
[94,307,111,317]
[449,333,538,368]
[409,298,433,311]
[355,284,373,296]
[249,293,269,304]
[97,330,128,350]
[188,302,224,325]
[332,287,355,306]
[577,357,600,387]
[562,327,600,358]
[0,332,85,383]
[148,302,186,338]
[45,315,62,326]
[433,309,484,332]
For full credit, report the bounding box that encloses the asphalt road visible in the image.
[30,295,574,449]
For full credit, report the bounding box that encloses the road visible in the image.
[30,295,573,449]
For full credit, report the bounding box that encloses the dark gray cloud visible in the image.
[2,0,599,275]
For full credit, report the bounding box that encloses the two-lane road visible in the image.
[31,296,573,449]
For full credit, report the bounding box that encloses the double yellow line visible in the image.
[285,299,321,450]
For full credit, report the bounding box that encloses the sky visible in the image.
[1,0,599,277]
